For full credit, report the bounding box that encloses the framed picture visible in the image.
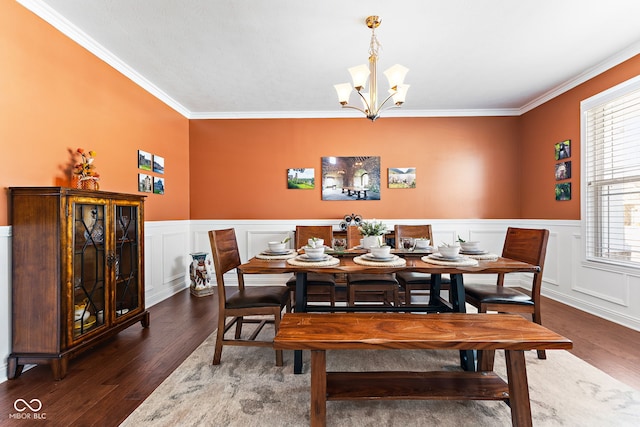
[321,156,380,201]
[138,150,152,170]
[555,182,571,201]
[153,177,165,195]
[287,168,315,189]
[555,161,571,180]
[388,167,416,188]
[138,173,152,193]
[153,155,165,174]
[554,139,571,160]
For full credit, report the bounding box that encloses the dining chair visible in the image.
[394,224,451,305]
[286,225,336,308]
[208,228,291,366]
[346,226,400,307]
[464,227,550,363]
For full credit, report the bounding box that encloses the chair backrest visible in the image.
[346,225,362,248]
[393,224,433,249]
[500,227,549,300]
[209,229,242,307]
[295,225,333,249]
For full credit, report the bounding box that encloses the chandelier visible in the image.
[334,16,410,121]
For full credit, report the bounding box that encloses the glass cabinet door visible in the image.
[114,203,140,319]
[72,202,107,337]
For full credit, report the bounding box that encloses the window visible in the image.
[582,75,640,267]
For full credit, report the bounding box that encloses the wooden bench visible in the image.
[274,313,572,427]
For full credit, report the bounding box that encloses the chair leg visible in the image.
[274,308,283,366]
[212,316,226,365]
[235,316,243,339]
[532,311,546,359]
[404,286,412,306]
[348,286,355,307]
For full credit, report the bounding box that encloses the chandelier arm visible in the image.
[355,90,372,114]
[340,104,368,115]
[376,92,399,113]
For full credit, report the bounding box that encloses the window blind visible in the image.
[583,76,640,266]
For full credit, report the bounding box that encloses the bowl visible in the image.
[304,245,325,259]
[438,245,461,259]
[307,238,324,248]
[268,241,287,252]
[460,241,480,251]
[370,245,391,258]
[414,238,431,249]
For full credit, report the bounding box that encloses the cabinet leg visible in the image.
[51,357,68,381]
[141,311,150,328]
[7,357,23,379]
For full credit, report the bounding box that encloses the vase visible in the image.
[81,177,100,190]
[189,252,214,297]
[362,235,383,249]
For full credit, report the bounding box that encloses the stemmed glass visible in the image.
[401,237,415,251]
[119,215,129,240]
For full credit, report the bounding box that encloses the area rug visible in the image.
[121,325,640,427]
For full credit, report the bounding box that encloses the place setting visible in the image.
[394,237,433,254]
[458,239,499,261]
[354,245,407,267]
[255,239,297,260]
[287,241,340,266]
[422,243,479,266]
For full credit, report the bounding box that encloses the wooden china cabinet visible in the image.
[8,187,149,380]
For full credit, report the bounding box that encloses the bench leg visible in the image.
[310,350,327,427]
[505,350,532,427]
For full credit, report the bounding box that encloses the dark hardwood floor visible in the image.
[1,289,639,426]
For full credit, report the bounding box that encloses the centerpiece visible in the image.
[72,148,100,190]
[358,219,387,248]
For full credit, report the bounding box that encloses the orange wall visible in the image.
[0,2,190,226]
[189,117,521,219]
[519,54,640,219]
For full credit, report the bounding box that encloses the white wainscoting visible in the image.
[2,218,640,383]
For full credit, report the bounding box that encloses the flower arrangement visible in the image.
[358,219,387,236]
[73,148,99,179]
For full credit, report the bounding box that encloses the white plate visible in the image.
[460,249,488,255]
[116,308,129,316]
[262,249,292,255]
[362,254,396,262]
[430,253,464,261]
[297,254,331,262]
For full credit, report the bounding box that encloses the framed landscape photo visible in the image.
[321,156,380,201]
[138,173,152,193]
[153,155,165,174]
[555,182,571,201]
[153,177,165,195]
[388,167,416,188]
[554,139,571,160]
[287,168,315,189]
[138,150,152,170]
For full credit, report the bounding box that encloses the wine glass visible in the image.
[119,215,129,240]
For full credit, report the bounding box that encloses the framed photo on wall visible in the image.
[153,177,165,195]
[153,155,164,174]
[287,168,315,189]
[138,173,152,193]
[555,182,571,201]
[555,161,571,180]
[321,156,381,201]
[554,139,571,160]
[138,150,152,170]
[388,167,416,188]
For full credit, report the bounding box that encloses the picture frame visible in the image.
[153,177,165,195]
[153,155,164,174]
[321,156,381,201]
[287,168,315,189]
[555,182,571,201]
[138,150,152,170]
[388,167,416,188]
[138,173,152,193]
[555,161,571,180]
[554,139,571,160]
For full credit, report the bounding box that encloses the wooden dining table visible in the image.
[238,250,540,374]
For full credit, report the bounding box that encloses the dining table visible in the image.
[238,248,540,374]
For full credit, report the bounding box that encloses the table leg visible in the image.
[294,273,308,374]
[451,274,476,372]
[310,350,327,427]
[505,350,533,427]
[429,273,442,305]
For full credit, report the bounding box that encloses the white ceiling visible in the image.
[20,0,640,119]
